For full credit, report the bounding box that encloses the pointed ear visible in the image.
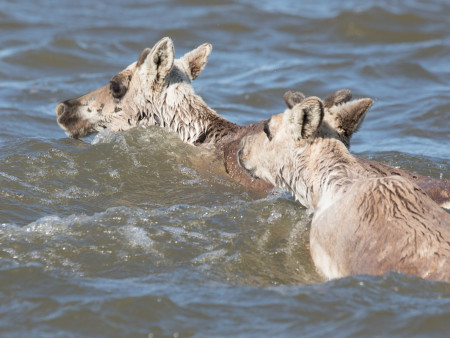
[182,43,212,80]
[283,90,305,109]
[136,37,174,84]
[289,97,324,141]
[335,98,373,136]
[323,89,352,109]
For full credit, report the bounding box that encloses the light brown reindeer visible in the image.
[56,37,238,143]
[56,37,449,207]
[238,96,450,282]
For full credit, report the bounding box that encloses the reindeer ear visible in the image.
[283,91,305,109]
[335,98,373,136]
[289,97,324,141]
[182,43,212,80]
[137,37,174,84]
[323,89,352,109]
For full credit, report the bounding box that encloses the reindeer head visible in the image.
[238,96,324,186]
[238,91,373,186]
[56,37,212,138]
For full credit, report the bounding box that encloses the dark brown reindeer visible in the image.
[56,37,450,207]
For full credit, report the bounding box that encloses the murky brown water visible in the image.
[0,0,449,336]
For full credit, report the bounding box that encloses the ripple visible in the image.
[1,0,449,335]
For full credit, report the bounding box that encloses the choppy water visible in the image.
[1,0,449,336]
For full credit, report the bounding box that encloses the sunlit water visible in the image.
[0,0,449,336]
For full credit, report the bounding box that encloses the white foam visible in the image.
[178,164,201,185]
[192,249,227,264]
[108,169,120,178]
[0,171,20,182]
[160,225,207,242]
[120,225,155,251]
[55,185,100,199]
[267,211,282,223]
[91,129,124,145]
[25,215,69,235]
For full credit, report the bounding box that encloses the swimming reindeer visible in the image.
[238,95,450,282]
[56,37,450,207]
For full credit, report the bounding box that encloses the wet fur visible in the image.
[238,96,450,282]
[56,37,450,206]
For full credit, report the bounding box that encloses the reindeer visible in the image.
[238,95,450,282]
[56,37,449,207]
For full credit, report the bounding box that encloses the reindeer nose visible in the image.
[56,103,65,116]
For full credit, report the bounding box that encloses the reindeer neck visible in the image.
[286,137,373,210]
[142,84,240,145]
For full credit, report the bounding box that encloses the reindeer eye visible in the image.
[263,120,272,141]
[110,81,127,99]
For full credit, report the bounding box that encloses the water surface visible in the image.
[0,0,449,336]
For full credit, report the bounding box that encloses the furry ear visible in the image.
[290,97,324,141]
[283,91,305,109]
[332,98,373,137]
[137,37,174,84]
[182,43,212,80]
[323,89,352,109]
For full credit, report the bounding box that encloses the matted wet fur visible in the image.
[56,37,449,206]
[238,95,450,282]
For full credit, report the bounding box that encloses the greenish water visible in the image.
[0,0,449,336]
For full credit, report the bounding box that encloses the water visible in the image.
[1,0,449,336]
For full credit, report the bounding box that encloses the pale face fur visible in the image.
[240,92,373,191]
[239,95,450,282]
[56,37,213,140]
[239,96,331,207]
